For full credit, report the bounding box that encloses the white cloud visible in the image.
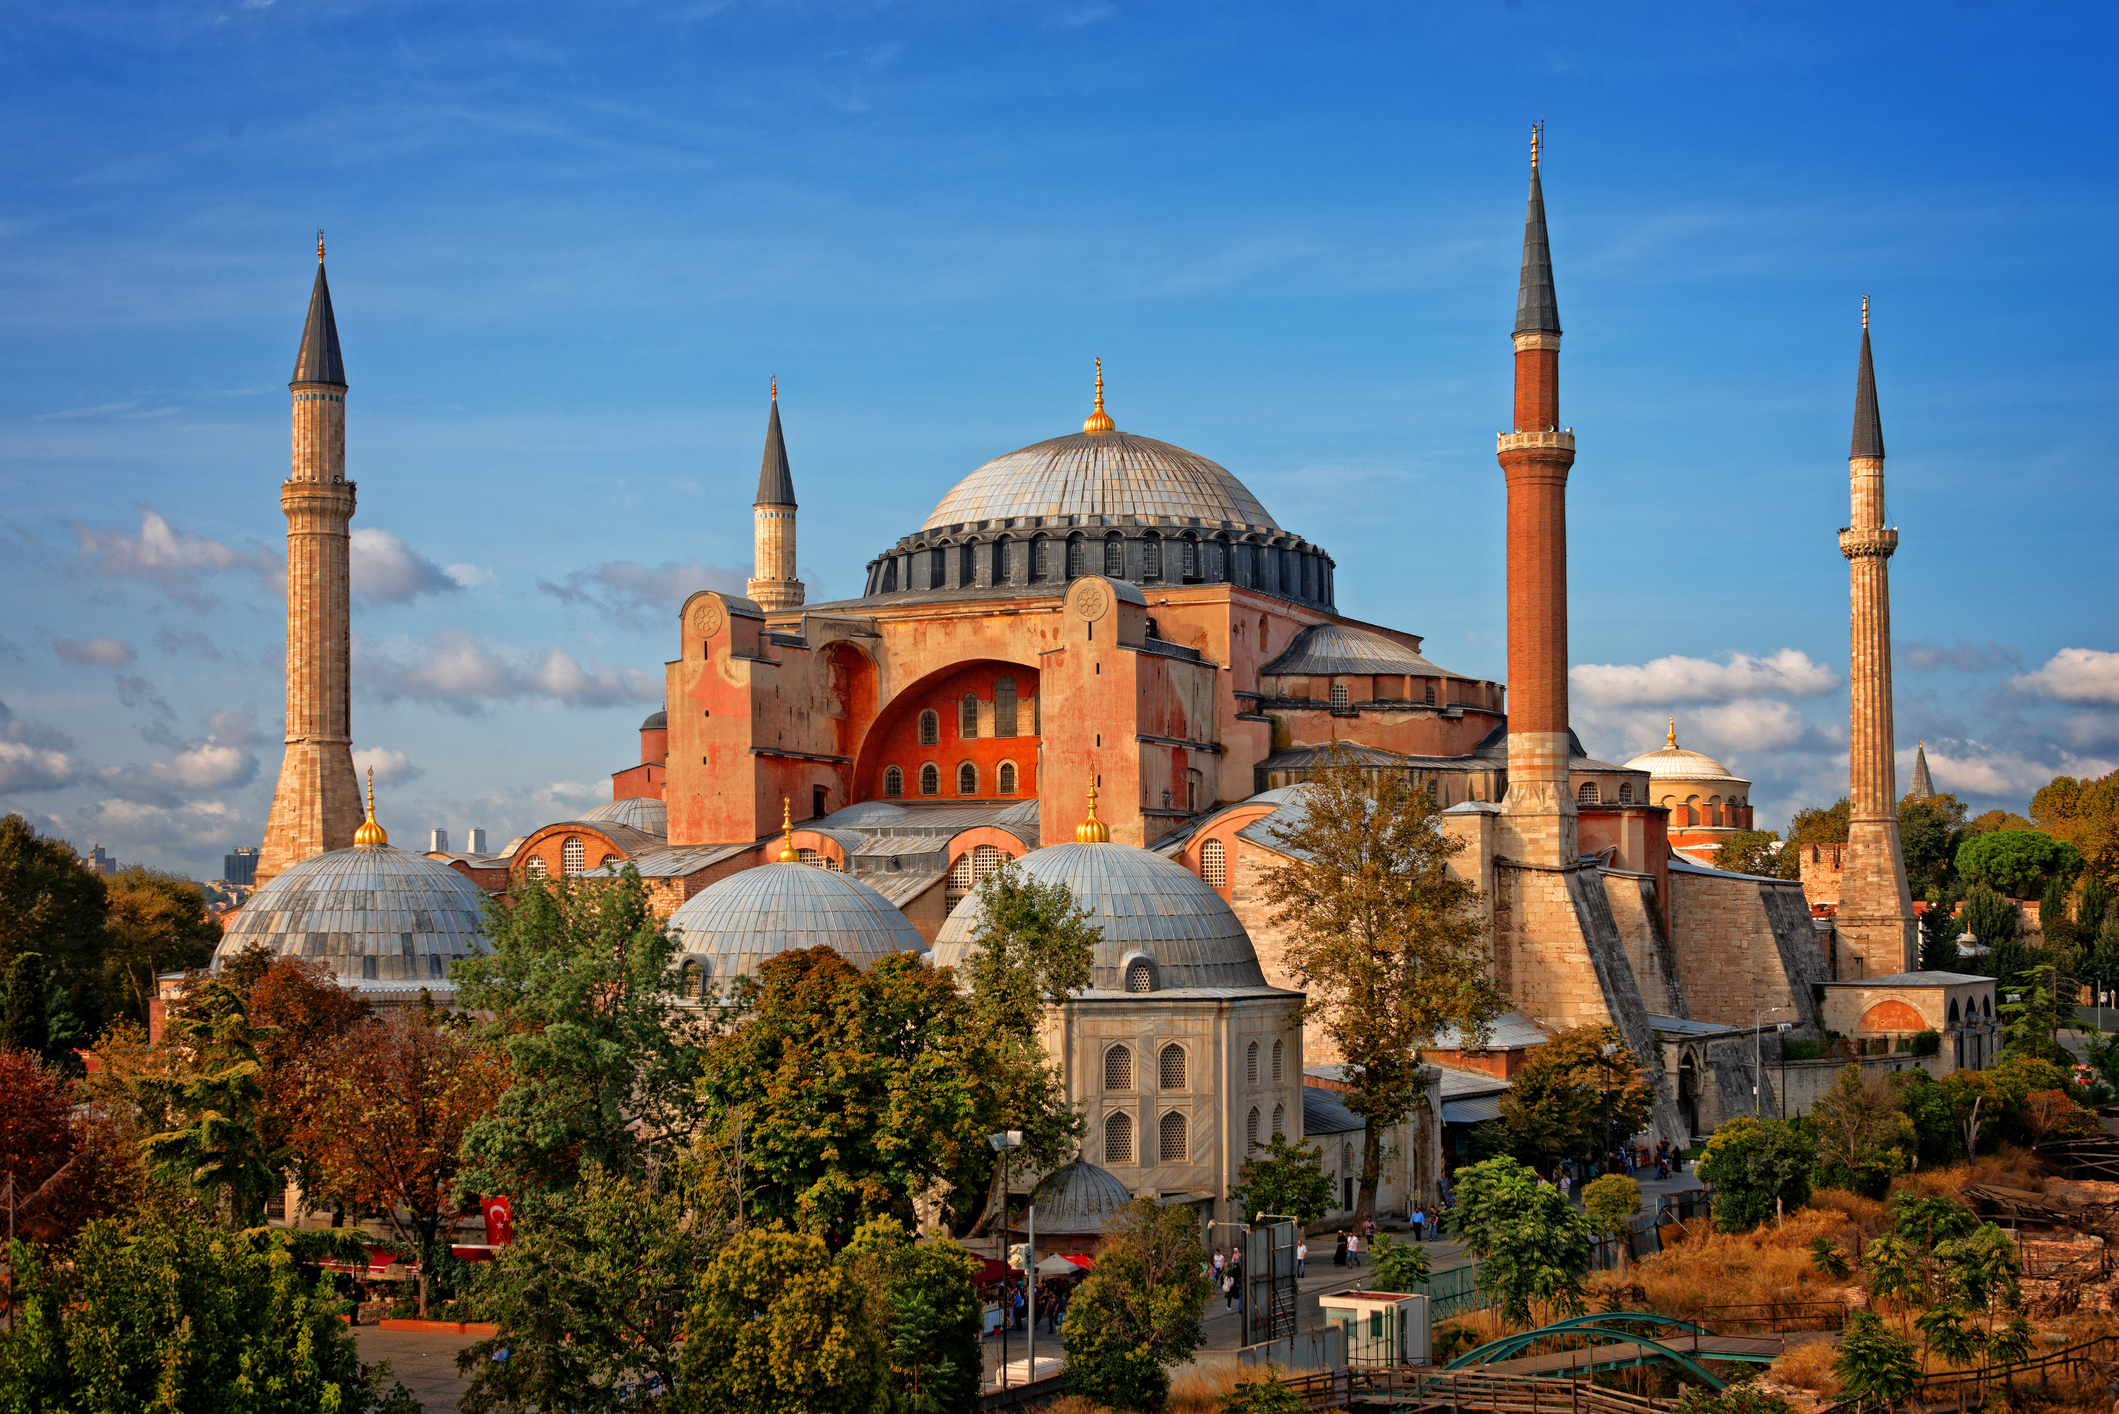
[353,747,422,784]
[1686,699,1818,755]
[1571,648,1840,707]
[0,700,77,792]
[2012,648,2119,706]
[72,507,277,609]
[1901,640,2022,674]
[351,528,464,605]
[1913,738,2119,801]
[537,558,745,627]
[357,630,663,714]
[53,636,135,666]
[445,562,496,589]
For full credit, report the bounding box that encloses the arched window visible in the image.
[1201,838,1227,888]
[1329,683,1350,711]
[998,762,1017,795]
[1247,1040,1260,1087]
[883,766,904,798]
[1125,958,1154,993]
[918,709,939,746]
[1424,682,1437,705]
[525,856,548,878]
[945,843,1006,913]
[1159,1044,1187,1090]
[957,762,978,795]
[1271,1038,1284,1083]
[1247,1107,1261,1149]
[1272,1104,1285,1139]
[680,960,704,1000]
[1141,536,1162,580]
[1105,1111,1135,1165]
[1578,781,1599,805]
[1104,536,1124,577]
[960,693,979,738]
[961,542,978,585]
[1159,1111,1188,1162]
[881,559,897,592]
[1031,536,1050,582]
[1066,536,1087,579]
[1105,1044,1134,1090]
[994,677,1018,737]
[1684,796,1700,826]
[927,546,946,589]
[919,763,940,796]
[1949,998,1961,1024]
[562,837,585,874]
[1181,538,1200,580]
[600,854,618,870]
[1618,782,1633,804]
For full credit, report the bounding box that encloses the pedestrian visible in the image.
[1411,1206,1425,1242]
[1347,1231,1361,1267]
[1225,1253,1242,1310]
[1210,1248,1225,1283]
[1557,1171,1571,1200]
[1295,1238,1308,1277]
[1333,1232,1348,1267]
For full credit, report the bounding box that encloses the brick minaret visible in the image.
[258,237,361,884]
[1495,127,1578,867]
[1834,300,1917,973]
[746,380,804,611]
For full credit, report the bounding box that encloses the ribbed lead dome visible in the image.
[931,842,1267,991]
[578,797,669,836]
[667,862,926,981]
[215,846,487,985]
[922,430,1281,533]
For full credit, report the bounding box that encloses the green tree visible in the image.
[2032,770,2119,890]
[1997,961,2072,1065]
[1900,793,1968,896]
[1673,1387,1799,1414]
[681,1228,888,1414]
[2039,875,2078,954]
[1261,748,1502,1227]
[1449,1156,1594,1325]
[1713,830,1796,880]
[1227,1133,1335,1225]
[841,1218,984,1414]
[457,1162,725,1413]
[1889,1069,1965,1168]
[1221,1372,1311,1414]
[0,1193,419,1414]
[1955,830,2080,900]
[452,866,707,1195]
[1808,1065,1914,1198]
[1368,1231,1433,1294]
[1967,810,2034,836]
[1960,885,2021,958]
[0,815,110,1001]
[136,976,287,1224]
[1787,798,1852,849]
[102,865,221,1025]
[1696,1117,1815,1231]
[2080,876,2113,939]
[1498,1024,1653,1174]
[1920,892,1964,972]
[1581,1173,1641,1241]
[1061,1198,1214,1414]
[701,946,1076,1236]
[1833,1310,1920,1410]
[956,856,1098,1035]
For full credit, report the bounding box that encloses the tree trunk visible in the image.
[1354,1115,1382,1227]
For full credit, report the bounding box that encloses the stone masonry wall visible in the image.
[1667,869,1827,1035]
[1603,872,1683,1016]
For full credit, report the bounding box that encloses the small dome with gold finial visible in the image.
[1620,715,1746,789]
[353,766,388,846]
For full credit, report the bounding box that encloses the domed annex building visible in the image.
[1623,718,1757,867]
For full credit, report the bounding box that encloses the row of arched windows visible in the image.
[1102,1110,1189,1165]
[1245,1037,1285,1086]
[917,678,1027,745]
[882,761,1021,798]
[870,531,1332,606]
[1576,782,1636,805]
[1104,1042,1189,1090]
[1245,1104,1288,1149]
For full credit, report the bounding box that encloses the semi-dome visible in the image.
[578,796,669,836]
[667,861,926,981]
[1621,718,1746,785]
[931,840,1268,991]
[1261,622,1449,679]
[1031,1160,1134,1236]
[923,430,1281,534]
[215,845,487,986]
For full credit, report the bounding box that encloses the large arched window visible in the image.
[562,837,585,874]
[1105,1111,1135,1165]
[1578,781,1599,805]
[1104,536,1125,577]
[928,546,946,589]
[1247,1107,1261,1150]
[1181,537,1200,580]
[995,677,1018,737]
[1271,1103,1286,1139]
[1159,1111,1188,1163]
[1201,838,1227,888]
[918,709,939,746]
[1105,1044,1134,1090]
[1066,536,1087,579]
[1618,782,1634,804]
[1031,536,1051,582]
[998,762,1018,795]
[918,763,940,796]
[993,538,1010,584]
[1141,536,1162,580]
[1159,1044,1187,1090]
[525,856,549,878]
[956,762,978,795]
[946,843,1007,913]
[1247,1040,1260,1087]
[960,693,979,738]
[1271,1038,1284,1083]
[883,766,904,798]
[960,542,978,586]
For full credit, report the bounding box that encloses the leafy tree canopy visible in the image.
[680,1228,888,1414]
[1581,1173,1641,1239]
[102,864,219,1025]
[1960,885,2021,956]
[1808,1065,1914,1197]
[0,1044,135,1248]
[841,1217,985,1414]
[1696,1117,1816,1231]
[1499,1024,1654,1173]
[2032,770,2119,890]
[1787,798,1852,849]
[1900,793,1969,896]
[1967,810,2034,836]
[1712,830,1796,880]
[1450,1156,1594,1324]
[1061,1198,1213,1414]
[135,976,288,1225]
[958,855,1098,1035]
[1955,829,2080,899]
[0,814,110,988]
[1228,1133,1336,1225]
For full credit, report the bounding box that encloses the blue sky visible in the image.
[3,1,2115,877]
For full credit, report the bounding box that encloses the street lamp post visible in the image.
[989,1130,1025,1388]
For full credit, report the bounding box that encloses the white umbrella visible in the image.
[1034,1254,1080,1277]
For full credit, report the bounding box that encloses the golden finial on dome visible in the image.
[353,766,388,847]
[1082,358,1114,434]
[777,797,797,862]
[1861,294,1869,331]
[317,229,326,264]
[1666,715,1677,751]
[1076,782,1111,844]
[771,374,778,401]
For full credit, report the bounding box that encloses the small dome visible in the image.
[1031,1160,1134,1236]
[215,846,487,986]
[932,842,1267,991]
[1261,622,1449,679]
[578,797,669,836]
[1622,720,1746,786]
[922,430,1281,533]
[667,862,926,980]
[640,710,668,731]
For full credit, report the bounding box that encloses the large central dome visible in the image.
[922,430,1282,534]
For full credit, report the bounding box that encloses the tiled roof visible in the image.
[921,430,1281,532]
[756,397,796,506]
[1261,623,1450,679]
[292,263,346,385]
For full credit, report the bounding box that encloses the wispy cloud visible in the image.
[536,557,744,627]
[1571,648,1840,707]
[2012,647,2119,706]
[54,636,135,666]
[352,746,422,784]
[1902,640,2023,674]
[72,507,275,610]
[351,528,465,605]
[357,630,663,713]
[0,700,78,792]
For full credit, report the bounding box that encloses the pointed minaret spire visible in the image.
[1515,124,1561,339]
[1851,296,1884,460]
[1910,740,1934,800]
[292,235,346,388]
[747,381,805,612]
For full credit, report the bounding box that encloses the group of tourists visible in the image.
[1551,1138,1678,1197]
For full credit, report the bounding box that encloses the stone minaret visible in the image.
[257,237,361,884]
[746,380,804,611]
[1909,740,1934,800]
[1496,126,1578,867]
[1835,300,1918,973]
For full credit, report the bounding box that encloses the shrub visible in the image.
[1696,1117,1816,1231]
[1910,1030,1941,1057]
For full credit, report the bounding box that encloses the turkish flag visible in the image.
[482,1196,514,1246]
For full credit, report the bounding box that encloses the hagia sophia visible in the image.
[212,137,1996,1231]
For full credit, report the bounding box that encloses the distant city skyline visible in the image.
[2,2,2114,875]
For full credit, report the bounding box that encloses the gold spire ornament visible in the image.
[1531,121,1542,170]
[777,797,797,862]
[1666,715,1677,750]
[1075,783,1111,843]
[353,767,388,847]
[1082,358,1114,434]
[1862,294,1870,330]
[317,229,326,263]
[771,375,778,400]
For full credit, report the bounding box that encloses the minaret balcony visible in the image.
[1838,527,1899,559]
[1495,429,1575,453]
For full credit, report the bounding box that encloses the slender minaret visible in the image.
[746,379,804,611]
[1496,124,1578,867]
[258,235,362,883]
[1836,299,1918,973]
[1909,740,1934,800]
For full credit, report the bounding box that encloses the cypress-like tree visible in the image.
[1919,894,1963,973]
[2041,875,2078,954]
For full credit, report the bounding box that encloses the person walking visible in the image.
[1346,1231,1361,1267]
[1333,1231,1348,1267]
[1224,1251,1243,1311]
[1296,1238,1308,1277]
[1411,1206,1426,1242]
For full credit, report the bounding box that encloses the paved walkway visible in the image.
[352,1327,480,1414]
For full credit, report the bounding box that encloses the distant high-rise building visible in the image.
[430,828,450,853]
[224,846,260,886]
[469,828,487,854]
[87,844,119,875]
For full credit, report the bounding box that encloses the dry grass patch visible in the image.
[1589,1203,1853,1321]
[1766,1336,1841,1394]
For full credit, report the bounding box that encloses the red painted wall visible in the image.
[853,660,1040,802]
